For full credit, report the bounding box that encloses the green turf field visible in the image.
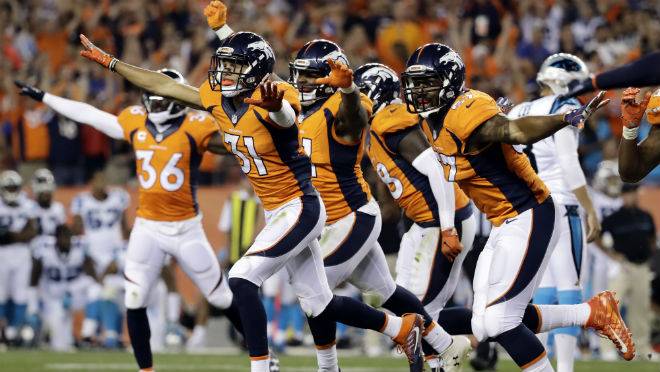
[1,351,658,372]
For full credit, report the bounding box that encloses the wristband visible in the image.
[339,82,357,94]
[622,126,639,140]
[109,58,119,72]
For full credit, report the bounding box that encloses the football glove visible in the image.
[315,59,354,89]
[204,1,227,30]
[620,87,651,128]
[441,228,463,262]
[14,81,44,102]
[244,81,284,112]
[79,34,118,71]
[563,91,609,128]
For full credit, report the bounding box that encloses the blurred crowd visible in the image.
[2,0,660,185]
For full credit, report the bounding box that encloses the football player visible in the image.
[77,18,424,372]
[507,53,601,372]
[617,87,660,182]
[401,43,635,369]
[30,169,66,237]
[355,62,475,371]
[69,170,129,348]
[0,170,38,345]
[289,40,460,371]
[28,224,97,351]
[15,70,244,370]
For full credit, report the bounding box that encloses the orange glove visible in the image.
[244,81,284,112]
[621,87,651,128]
[79,34,116,70]
[204,1,227,30]
[441,228,463,262]
[315,59,353,89]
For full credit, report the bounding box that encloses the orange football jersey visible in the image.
[421,90,549,226]
[199,81,314,210]
[298,91,373,224]
[368,102,469,226]
[117,106,219,221]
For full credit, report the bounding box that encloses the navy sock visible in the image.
[307,314,337,347]
[220,297,245,336]
[228,278,268,357]
[318,295,386,332]
[382,285,433,327]
[437,307,473,335]
[126,308,152,369]
[494,324,546,367]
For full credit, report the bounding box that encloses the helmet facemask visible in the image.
[209,53,257,98]
[402,68,456,114]
[0,171,22,205]
[289,60,335,106]
[142,93,186,125]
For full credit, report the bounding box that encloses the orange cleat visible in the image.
[392,313,425,371]
[585,291,635,360]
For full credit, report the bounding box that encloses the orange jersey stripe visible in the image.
[299,92,373,223]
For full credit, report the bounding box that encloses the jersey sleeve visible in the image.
[70,195,84,216]
[116,106,147,142]
[55,203,67,225]
[188,111,221,153]
[198,80,220,112]
[115,189,131,211]
[444,90,502,154]
[372,103,420,153]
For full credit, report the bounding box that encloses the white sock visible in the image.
[166,293,181,323]
[381,314,403,339]
[187,325,207,349]
[536,304,590,332]
[316,344,339,371]
[425,322,452,354]
[555,334,577,372]
[81,318,98,338]
[522,354,553,371]
[251,357,270,372]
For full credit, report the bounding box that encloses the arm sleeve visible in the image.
[268,100,296,128]
[596,52,660,89]
[554,127,587,190]
[43,93,124,140]
[411,148,456,230]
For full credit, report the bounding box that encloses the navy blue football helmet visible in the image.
[289,39,349,105]
[208,32,275,97]
[354,63,400,113]
[401,43,466,114]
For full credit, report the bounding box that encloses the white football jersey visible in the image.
[31,201,66,236]
[70,189,129,272]
[508,95,582,205]
[588,187,623,222]
[0,195,37,249]
[32,235,89,298]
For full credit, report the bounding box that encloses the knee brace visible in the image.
[124,281,150,310]
[482,305,522,339]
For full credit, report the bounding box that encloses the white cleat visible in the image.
[439,336,472,372]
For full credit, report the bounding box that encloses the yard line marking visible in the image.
[45,363,406,371]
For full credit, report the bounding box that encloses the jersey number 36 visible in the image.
[136,150,184,191]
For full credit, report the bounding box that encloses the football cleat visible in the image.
[586,291,635,360]
[439,335,472,372]
[269,351,280,372]
[392,313,425,372]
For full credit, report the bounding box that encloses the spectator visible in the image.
[601,183,657,359]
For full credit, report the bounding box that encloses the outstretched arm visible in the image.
[469,92,608,150]
[15,81,124,140]
[316,59,368,143]
[79,34,203,109]
[618,88,660,182]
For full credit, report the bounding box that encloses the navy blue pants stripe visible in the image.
[488,197,555,307]
[421,212,467,305]
[323,211,376,267]
[565,205,584,279]
[246,195,320,258]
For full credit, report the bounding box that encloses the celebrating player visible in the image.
[507,53,602,372]
[355,62,475,370]
[75,11,425,372]
[288,40,459,371]
[401,43,635,369]
[15,70,244,370]
[617,87,660,182]
[0,170,38,346]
